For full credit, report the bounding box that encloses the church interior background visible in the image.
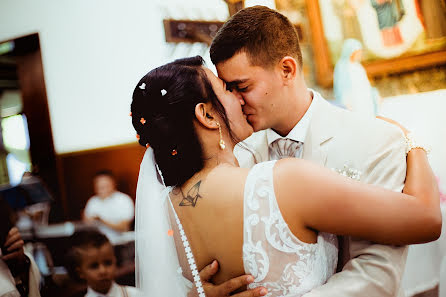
[0,0,445,296]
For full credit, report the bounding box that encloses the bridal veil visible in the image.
[135,148,201,296]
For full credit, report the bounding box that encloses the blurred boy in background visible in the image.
[66,230,140,297]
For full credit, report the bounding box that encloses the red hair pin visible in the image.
[171,149,178,156]
[140,118,146,125]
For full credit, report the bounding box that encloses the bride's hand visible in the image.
[199,260,268,297]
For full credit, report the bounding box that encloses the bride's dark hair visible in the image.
[131,56,234,186]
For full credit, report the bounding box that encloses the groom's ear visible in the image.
[278,56,297,84]
[195,103,219,130]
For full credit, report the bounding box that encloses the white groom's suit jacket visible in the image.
[235,92,408,297]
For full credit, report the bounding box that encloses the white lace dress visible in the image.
[243,161,338,297]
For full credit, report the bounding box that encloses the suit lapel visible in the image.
[302,94,338,167]
[302,131,328,166]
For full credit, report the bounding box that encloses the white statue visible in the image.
[333,38,379,117]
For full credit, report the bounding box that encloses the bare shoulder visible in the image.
[204,165,250,194]
[273,158,307,176]
[273,158,324,194]
[213,165,250,178]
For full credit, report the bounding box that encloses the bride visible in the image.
[131,56,441,297]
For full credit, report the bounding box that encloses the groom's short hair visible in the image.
[210,5,302,69]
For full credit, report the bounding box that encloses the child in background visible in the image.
[66,230,140,297]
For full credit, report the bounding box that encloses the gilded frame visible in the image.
[305,0,446,87]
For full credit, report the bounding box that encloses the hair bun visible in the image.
[130,56,233,186]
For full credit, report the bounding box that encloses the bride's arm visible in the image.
[377,116,439,211]
[275,145,441,245]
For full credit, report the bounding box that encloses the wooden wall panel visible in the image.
[58,143,146,220]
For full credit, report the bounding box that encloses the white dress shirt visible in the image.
[85,282,141,297]
[84,191,134,224]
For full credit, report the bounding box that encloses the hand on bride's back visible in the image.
[199,260,268,297]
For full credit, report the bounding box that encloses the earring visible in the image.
[216,122,226,150]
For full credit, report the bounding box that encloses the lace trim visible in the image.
[168,198,205,297]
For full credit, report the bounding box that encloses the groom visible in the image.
[201,5,408,297]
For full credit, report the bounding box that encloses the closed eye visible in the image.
[226,80,248,92]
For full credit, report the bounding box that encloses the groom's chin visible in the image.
[245,117,263,133]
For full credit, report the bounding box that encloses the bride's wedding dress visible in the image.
[243,161,338,296]
[135,150,338,297]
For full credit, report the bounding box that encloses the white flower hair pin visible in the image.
[139,83,146,90]
[333,164,361,181]
[161,89,167,96]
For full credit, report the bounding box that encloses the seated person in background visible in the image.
[66,230,140,297]
[0,198,41,297]
[83,170,134,232]
[18,171,52,226]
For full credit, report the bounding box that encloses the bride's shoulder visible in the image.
[203,165,249,198]
[273,158,310,174]
[273,158,322,189]
[207,165,250,183]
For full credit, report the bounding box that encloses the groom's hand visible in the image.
[200,260,268,297]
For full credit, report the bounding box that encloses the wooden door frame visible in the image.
[1,33,68,220]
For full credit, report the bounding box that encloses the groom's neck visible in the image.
[272,88,312,137]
